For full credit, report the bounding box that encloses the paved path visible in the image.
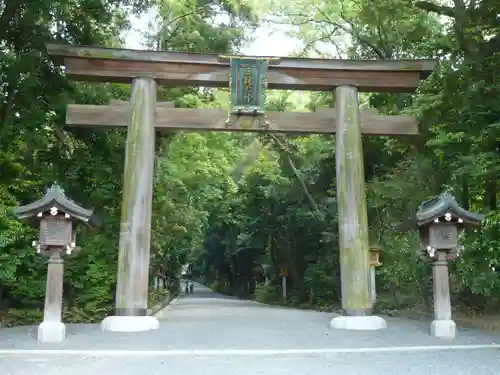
[2,282,500,374]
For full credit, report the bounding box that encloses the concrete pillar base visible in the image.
[330,315,387,330]
[100,315,160,332]
[37,321,66,343]
[430,319,456,339]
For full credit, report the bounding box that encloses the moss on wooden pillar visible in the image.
[335,85,372,316]
[115,77,157,316]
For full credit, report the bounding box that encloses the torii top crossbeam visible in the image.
[46,44,437,92]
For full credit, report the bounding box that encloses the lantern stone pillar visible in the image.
[101,76,160,333]
[370,267,377,303]
[369,246,382,304]
[430,250,456,338]
[330,86,386,330]
[38,252,66,342]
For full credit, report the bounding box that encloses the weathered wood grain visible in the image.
[109,100,174,108]
[44,256,64,322]
[66,103,419,136]
[46,43,438,71]
[433,251,452,321]
[115,77,156,317]
[47,44,437,92]
[335,85,372,316]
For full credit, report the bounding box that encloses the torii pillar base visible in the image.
[38,321,66,343]
[101,316,160,332]
[330,315,387,331]
[430,319,456,339]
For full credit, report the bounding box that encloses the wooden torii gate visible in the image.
[46,44,436,332]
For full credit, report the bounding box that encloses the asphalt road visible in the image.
[1,282,500,374]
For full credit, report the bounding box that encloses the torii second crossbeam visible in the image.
[66,102,418,136]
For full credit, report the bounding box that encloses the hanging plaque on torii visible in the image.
[218,55,281,130]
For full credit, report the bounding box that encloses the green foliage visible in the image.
[304,262,339,306]
[454,211,500,297]
[148,289,170,307]
[210,280,225,293]
[0,309,44,328]
[254,283,280,304]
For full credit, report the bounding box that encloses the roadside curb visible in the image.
[152,294,182,318]
[205,286,337,314]
[392,309,500,333]
[147,292,179,316]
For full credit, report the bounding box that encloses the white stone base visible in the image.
[37,321,66,343]
[100,316,160,332]
[430,319,456,339]
[330,315,387,331]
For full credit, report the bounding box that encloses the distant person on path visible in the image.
[184,280,194,294]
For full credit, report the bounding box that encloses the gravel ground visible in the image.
[1,282,500,374]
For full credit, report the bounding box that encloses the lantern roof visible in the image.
[416,192,484,227]
[13,183,95,224]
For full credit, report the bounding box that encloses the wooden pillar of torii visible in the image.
[47,44,436,332]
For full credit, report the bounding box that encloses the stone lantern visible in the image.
[13,183,97,343]
[415,192,484,339]
[369,245,382,304]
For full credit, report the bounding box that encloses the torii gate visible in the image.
[46,44,436,332]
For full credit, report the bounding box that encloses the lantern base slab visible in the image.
[100,316,160,332]
[430,319,456,339]
[37,321,66,343]
[329,315,387,331]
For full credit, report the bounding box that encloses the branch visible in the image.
[375,21,393,59]
[268,134,321,216]
[414,1,454,17]
[337,1,389,59]
[170,5,211,23]
[313,5,389,59]
[298,26,342,58]
[157,4,212,50]
[267,13,388,59]
[159,23,182,51]
[0,0,24,41]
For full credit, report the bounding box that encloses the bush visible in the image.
[148,289,170,307]
[254,283,280,304]
[373,293,421,314]
[303,262,340,306]
[63,305,111,323]
[210,280,224,293]
[0,308,43,327]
